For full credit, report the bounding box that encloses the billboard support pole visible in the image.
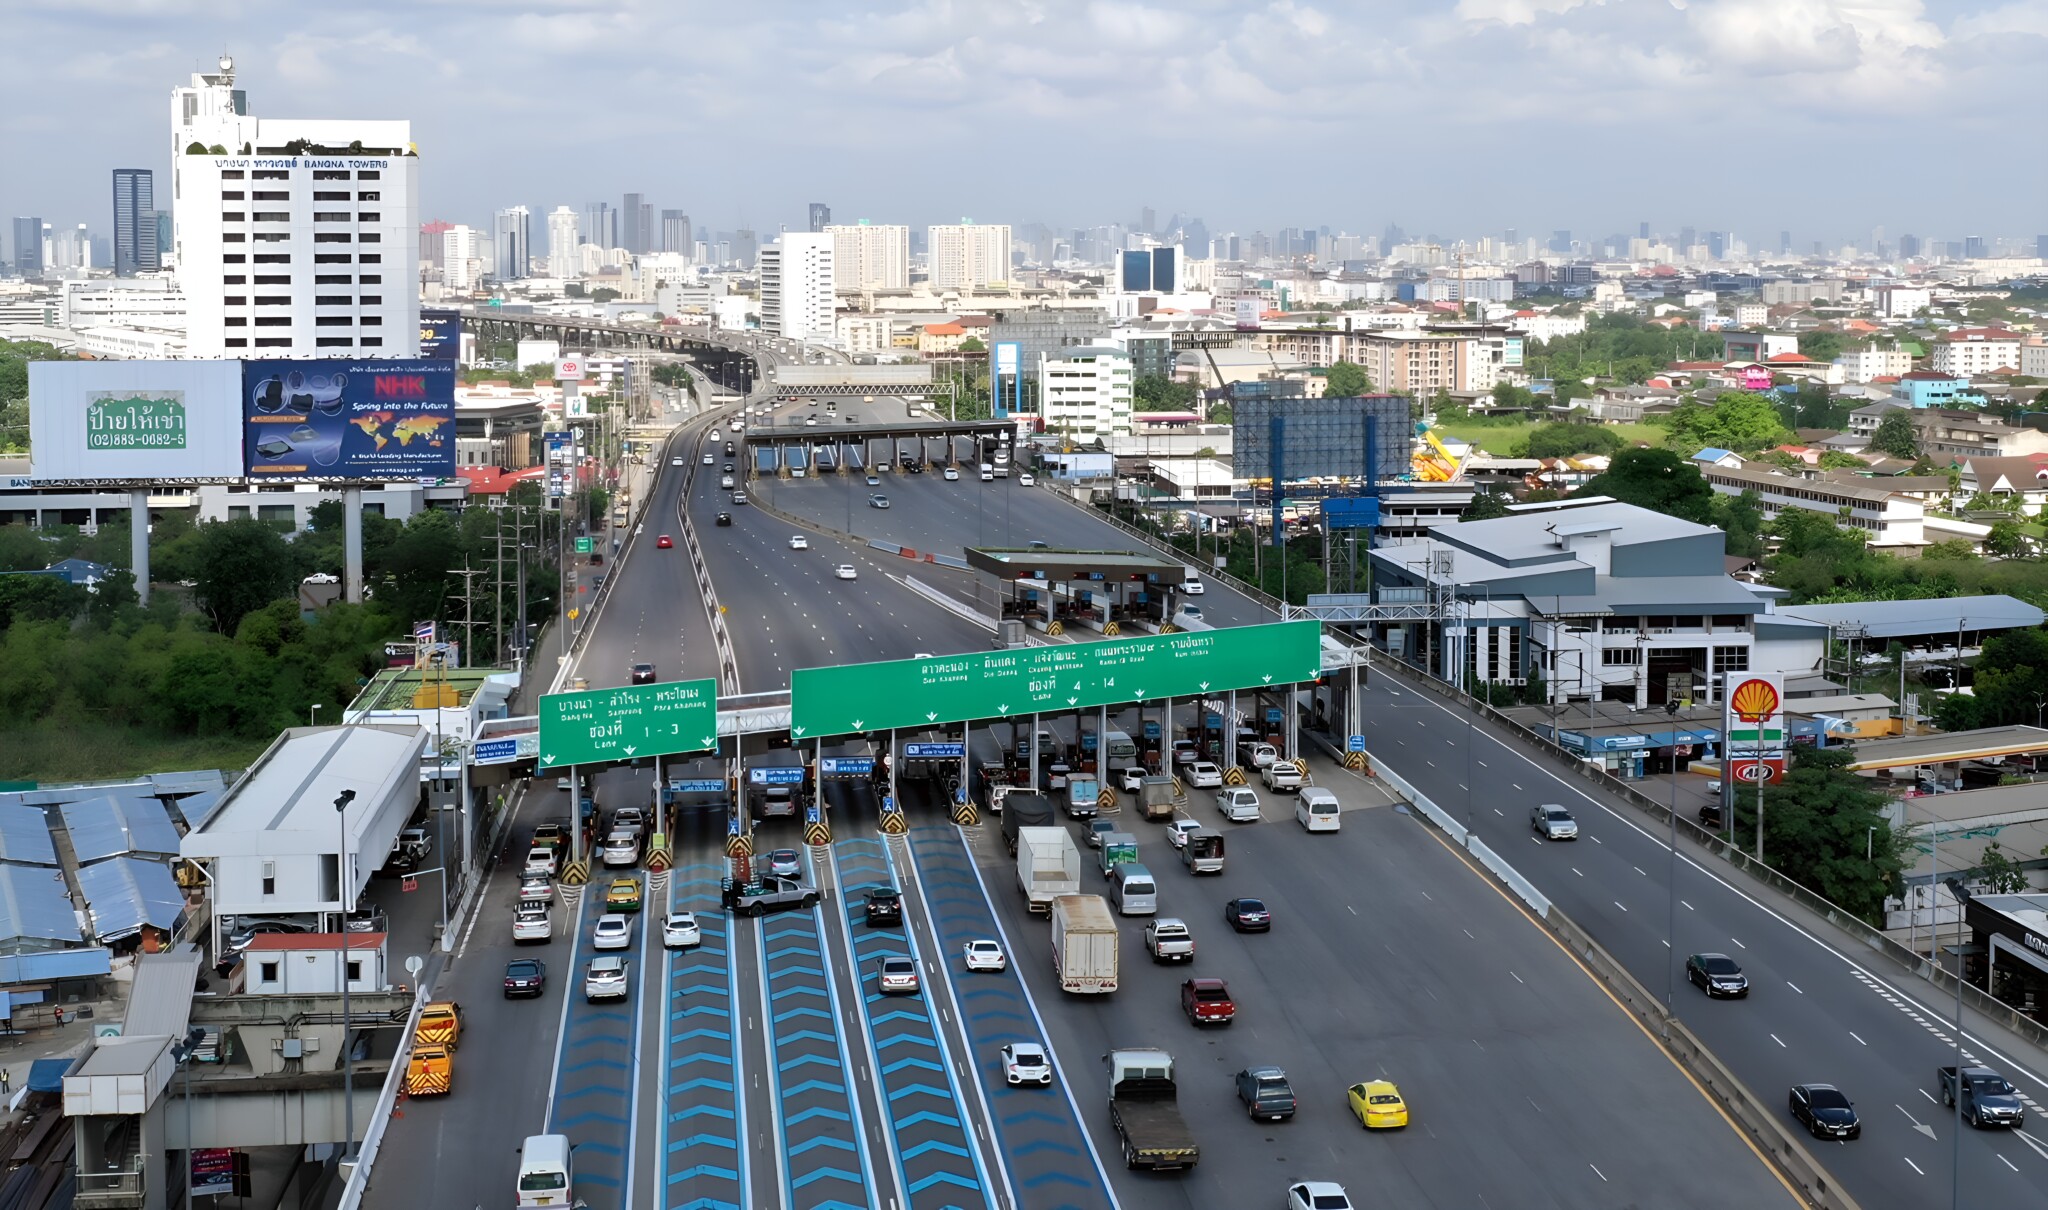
[129,490,151,605]
[1269,416,1285,549]
[344,489,365,605]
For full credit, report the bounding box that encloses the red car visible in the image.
[1181,977,1236,1025]
[656,534,674,549]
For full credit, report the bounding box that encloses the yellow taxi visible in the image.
[1346,1079,1408,1129]
[605,877,643,912]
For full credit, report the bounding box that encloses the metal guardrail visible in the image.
[337,974,435,1210]
[1372,651,2048,1054]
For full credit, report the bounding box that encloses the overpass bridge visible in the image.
[745,417,1017,475]
[459,308,763,394]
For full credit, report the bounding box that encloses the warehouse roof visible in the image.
[1777,594,2044,639]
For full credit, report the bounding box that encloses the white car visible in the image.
[1018,472,1035,486]
[1532,803,1579,841]
[703,453,714,464]
[963,939,1007,972]
[583,955,630,1002]
[512,906,551,944]
[662,912,702,950]
[1185,761,1223,789]
[1287,1182,1353,1210]
[592,914,632,951]
[1262,761,1305,791]
[1166,818,1202,849]
[671,457,684,467]
[1116,766,1146,793]
[943,467,960,481]
[834,564,858,580]
[1002,1042,1053,1087]
[1244,742,1279,769]
[1215,786,1262,823]
[302,572,339,585]
[980,470,994,482]
[788,534,809,550]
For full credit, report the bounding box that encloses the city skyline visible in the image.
[3,1,2044,250]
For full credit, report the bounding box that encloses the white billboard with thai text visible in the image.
[29,360,246,482]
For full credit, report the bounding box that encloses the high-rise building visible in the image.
[547,206,580,278]
[1707,231,1726,260]
[622,193,650,255]
[1965,235,1989,260]
[734,228,758,269]
[170,55,419,358]
[927,222,1011,290]
[807,203,831,233]
[584,202,617,250]
[1638,220,1650,240]
[418,220,452,271]
[112,169,158,275]
[2037,234,2048,261]
[494,205,531,279]
[1548,229,1572,254]
[46,224,92,271]
[1116,246,1182,293]
[1678,226,1696,255]
[1139,207,1156,236]
[443,225,481,292]
[758,232,834,341]
[1037,345,1132,440]
[1899,233,1922,259]
[152,210,172,260]
[1780,230,1792,254]
[10,216,41,276]
[823,222,909,291]
[661,210,692,256]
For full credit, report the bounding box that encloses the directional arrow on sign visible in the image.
[623,744,637,756]
[1133,689,1144,699]
[1067,697,1077,706]
[1262,675,1274,683]
[1200,681,1210,690]
[926,712,937,721]
[997,704,1008,714]
[793,726,806,737]
[541,753,555,766]
[701,736,716,748]
[851,719,863,729]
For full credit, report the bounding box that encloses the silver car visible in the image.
[583,955,629,1002]
[1531,803,1579,840]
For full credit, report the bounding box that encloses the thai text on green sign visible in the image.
[539,677,718,768]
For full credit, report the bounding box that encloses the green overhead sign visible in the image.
[538,678,719,769]
[790,620,1321,738]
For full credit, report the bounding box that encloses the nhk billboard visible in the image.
[27,360,246,481]
[243,359,455,480]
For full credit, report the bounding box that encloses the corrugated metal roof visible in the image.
[62,794,184,864]
[0,948,112,984]
[1778,595,2045,639]
[0,804,57,866]
[0,863,85,950]
[73,858,185,944]
[1552,575,1764,614]
[122,948,203,1039]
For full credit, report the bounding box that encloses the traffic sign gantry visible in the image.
[538,677,718,769]
[790,620,1322,739]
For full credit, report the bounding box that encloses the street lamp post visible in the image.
[310,704,323,727]
[333,788,357,1166]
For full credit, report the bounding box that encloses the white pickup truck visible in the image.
[1144,917,1195,963]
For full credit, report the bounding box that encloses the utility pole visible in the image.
[450,566,485,669]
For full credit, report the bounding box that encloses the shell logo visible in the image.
[1730,678,1781,725]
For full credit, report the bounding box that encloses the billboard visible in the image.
[242,359,456,480]
[419,308,462,360]
[544,430,574,500]
[1722,673,1786,786]
[28,360,246,482]
[1233,395,1411,483]
[990,341,1022,419]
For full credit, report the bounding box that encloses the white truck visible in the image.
[1050,894,1119,993]
[1016,827,1082,913]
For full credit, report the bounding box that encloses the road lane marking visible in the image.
[2000,1154,2019,1172]
[1786,982,1803,994]
[1634,866,1647,876]
[1510,971,1524,984]
[1681,900,1694,911]
[1589,1164,1607,1182]
[1572,868,1584,877]
[1770,1034,1785,1048]
[1614,901,1629,912]
[1851,1032,1866,1046]
[1904,1158,1925,1174]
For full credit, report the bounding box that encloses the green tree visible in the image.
[958,336,986,353]
[1324,361,1374,397]
[1461,491,1510,522]
[1133,375,1198,412]
[192,518,295,635]
[1922,538,1978,559]
[1663,390,1791,453]
[589,287,620,303]
[1574,448,1715,523]
[1985,521,2030,558]
[1798,332,1845,364]
[1974,840,2030,894]
[650,363,693,389]
[1525,423,1625,459]
[1490,382,1536,411]
[1817,451,1867,470]
[1729,745,1905,922]
[1869,411,1920,459]
[1711,489,1766,560]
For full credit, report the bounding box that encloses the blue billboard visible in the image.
[243,360,456,480]
[419,309,462,360]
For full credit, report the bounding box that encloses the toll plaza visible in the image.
[965,547,1190,637]
[744,417,1017,480]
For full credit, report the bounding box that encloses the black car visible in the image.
[1686,952,1750,998]
[1235,1066,1297,1121]
[630,662,656,685]
[723,463,734,473]
[1789,1084,1859,1139]
[715,512,733,527]
[503,958,547,999]
[864,887,903,926]
[1224,898,1272,932]
[723,443,736,455]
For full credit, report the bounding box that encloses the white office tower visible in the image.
[443,225,481,292]
[759,232,835,342]
[494,205,531,279]
[170,56,419,358]
[927,222,1011,290]
[824,222,909,291]
[547,206,581,278]
[1037,345,1133,440]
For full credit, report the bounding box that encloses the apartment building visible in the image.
[1835,343,1914,383]
[1348,328,1470,397]
[1929,327,2022,376]
[1699,463,1926,551]
[927,223,1011,290]
[759,232,834,342]
[1038,345,1133,441]
[825,222,909,292]
[170,56,419,358]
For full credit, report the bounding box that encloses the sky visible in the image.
[5,0,2045,252]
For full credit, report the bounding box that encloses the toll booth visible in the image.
[966,548,1186,637]
[745,748,811,822]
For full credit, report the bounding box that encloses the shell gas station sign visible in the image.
[1723,674,1786,785]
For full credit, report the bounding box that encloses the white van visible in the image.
[515,1133,573,1207]
[1296,787,1341,832]
[1110,863,1158,916]
[1181,569,1205,595]
[1103,729,1138,764]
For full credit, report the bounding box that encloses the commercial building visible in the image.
[1037,345,1132,441]
[825,222,909,291]
[111,169,158,276]
[660,209,691,256]
[621,192,650,255]
[493,205,530,279]
[1896,370,1968,408]
[10,215,40,275]
[928,222,1011,290]
[1365,498,1824,712]
[759,232,834,342]
[808,202,831,232]
[1117,246,1182,294]
[169,56,419,358]
[442,223,481,292]
[546,205,579,278]
[1930,328,2023,376]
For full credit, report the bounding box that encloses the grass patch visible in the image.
[1429,419,1668,456]
[0,724,267,785]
